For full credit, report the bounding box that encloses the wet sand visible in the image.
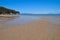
[0,18,60,40]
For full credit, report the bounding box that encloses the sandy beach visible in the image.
[0,17,60,40]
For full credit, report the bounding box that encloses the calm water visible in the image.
[0,15,60,26]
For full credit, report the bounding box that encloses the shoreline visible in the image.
[0,15,19,17]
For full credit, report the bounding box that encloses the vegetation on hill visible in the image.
[0,6,20,15]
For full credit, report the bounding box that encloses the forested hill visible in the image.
[0,6,20,15]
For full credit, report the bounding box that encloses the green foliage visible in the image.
[0,6,20,14]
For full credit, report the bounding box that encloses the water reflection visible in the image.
[0,15,60,26]
[0,16,19,25]
[7,15,42,25]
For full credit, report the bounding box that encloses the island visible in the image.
[0,6,20,15]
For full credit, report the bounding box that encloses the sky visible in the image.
[0,0,60,14]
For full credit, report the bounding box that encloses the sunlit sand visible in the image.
[0,17,60,40]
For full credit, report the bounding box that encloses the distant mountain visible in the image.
[0,6,20,15]
[21,13,60,15]
[20,13,60,16]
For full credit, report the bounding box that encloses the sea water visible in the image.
[0,14,60,26]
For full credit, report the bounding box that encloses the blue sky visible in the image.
[0,0,60,14]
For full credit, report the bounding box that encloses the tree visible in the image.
[0,6,20,15]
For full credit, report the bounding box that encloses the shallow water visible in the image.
[0,15,60,25]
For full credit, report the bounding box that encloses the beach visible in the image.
[0,16,60,40]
